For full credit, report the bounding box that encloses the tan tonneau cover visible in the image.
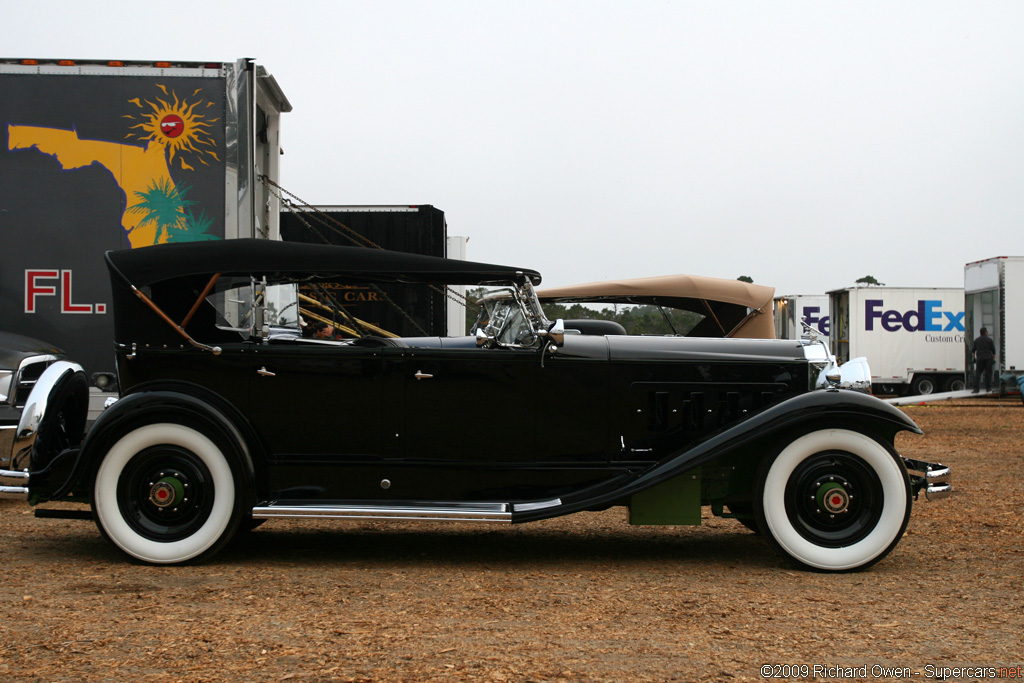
[537,274,775,339]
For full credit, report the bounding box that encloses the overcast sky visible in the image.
[7,1,1024,294]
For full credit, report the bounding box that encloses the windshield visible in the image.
[207,279,301,339]
[265,283,301,329]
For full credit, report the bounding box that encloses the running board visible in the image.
[252,501,514,523]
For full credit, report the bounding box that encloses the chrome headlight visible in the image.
[814,356,872,393]
[836,357,872,393]
[802,338,872,394]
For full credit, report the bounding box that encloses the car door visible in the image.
[245,341,386,500]
[395,336,615,502]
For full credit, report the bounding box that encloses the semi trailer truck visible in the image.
[829,287,966,396]
[0,57,291,388]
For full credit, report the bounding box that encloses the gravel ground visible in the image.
[1,399,1021,683]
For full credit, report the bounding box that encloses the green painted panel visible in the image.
[628,469,702,525]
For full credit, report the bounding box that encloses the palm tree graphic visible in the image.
[128,180,217,243]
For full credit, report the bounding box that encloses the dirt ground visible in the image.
[1,399,1021,683]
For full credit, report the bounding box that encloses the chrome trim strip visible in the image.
[252,502,512,523]
[512,498,562,512]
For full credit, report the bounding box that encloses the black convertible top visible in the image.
[105,238,541,287]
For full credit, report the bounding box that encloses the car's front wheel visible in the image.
[92,422,244,564]
[755,429,911,572]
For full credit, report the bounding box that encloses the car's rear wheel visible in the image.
[92,423,244,564]
[755,429,911,572]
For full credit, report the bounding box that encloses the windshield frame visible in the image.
[473,278,553,350]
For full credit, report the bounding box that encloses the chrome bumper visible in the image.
[0,468,29,500]
[902,457,952,501]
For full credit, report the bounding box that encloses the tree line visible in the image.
[464,287,702,336]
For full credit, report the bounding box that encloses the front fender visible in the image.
[515,389,921,522]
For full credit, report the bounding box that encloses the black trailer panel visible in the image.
[280,205,451,336]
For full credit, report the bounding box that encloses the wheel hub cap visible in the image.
[817,481,850,514]
[149,475,185,509]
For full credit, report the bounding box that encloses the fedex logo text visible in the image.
[25,270,107,315]
[865,299,963,332]
[802,306,830,336]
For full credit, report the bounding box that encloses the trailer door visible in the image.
[829,290,851,364]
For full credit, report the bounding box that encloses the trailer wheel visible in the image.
[755,429,911,572]
[944,376,966,393]
[910,375,937,396]
[92,422,245,564]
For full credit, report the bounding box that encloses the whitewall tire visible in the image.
[755,429,911,572]
[92,423,241,564]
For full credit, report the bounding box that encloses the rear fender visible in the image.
[56,389,258,504]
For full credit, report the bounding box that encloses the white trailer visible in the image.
[829,287,966,396]
[964,256,1024,393]
[774,295,830,343]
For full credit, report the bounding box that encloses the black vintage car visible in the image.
[1,239,951,570]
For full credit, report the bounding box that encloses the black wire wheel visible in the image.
[92,422,244,564]
[755,429,912,571]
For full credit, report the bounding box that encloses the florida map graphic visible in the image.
[6,84,222,247]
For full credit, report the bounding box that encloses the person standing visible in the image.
[971,327,997,393]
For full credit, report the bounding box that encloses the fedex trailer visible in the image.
[964,256,1024,394]
[774,295,830,343]
[829,287,966,396]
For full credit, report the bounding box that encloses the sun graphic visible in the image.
[124,84,220,171]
